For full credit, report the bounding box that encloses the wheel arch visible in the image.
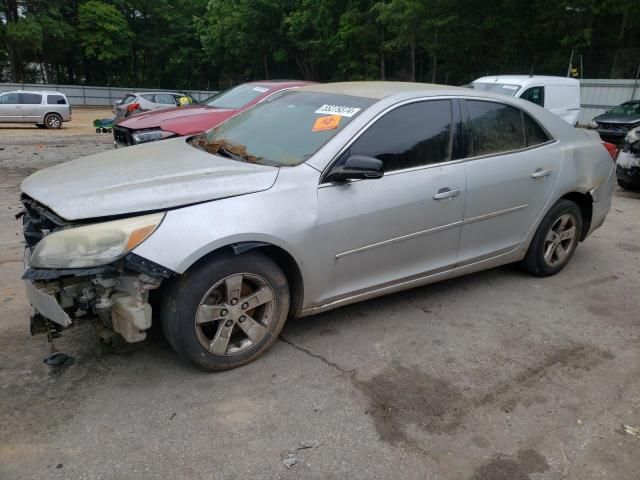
[43,111,63,120]
[560,191,593,240]
[178,241,305,318]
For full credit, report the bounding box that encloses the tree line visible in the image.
[1,0,637,90]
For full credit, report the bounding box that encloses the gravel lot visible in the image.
[1,116,639,479]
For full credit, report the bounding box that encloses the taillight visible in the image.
[126,102,140,113]
[603,142,618,161]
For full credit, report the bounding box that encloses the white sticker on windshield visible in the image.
[315,104,361,117]
[502,85,519,90]
[252,86,269,93]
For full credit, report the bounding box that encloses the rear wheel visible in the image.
[44,113,62,129]
[160,251,290,371]
[522,199,582,277]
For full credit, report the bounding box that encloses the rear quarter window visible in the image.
[47,94,66,105]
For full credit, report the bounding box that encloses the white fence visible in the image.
[0,83,217,106]
[1,79,638,123]
[579,79,640,124]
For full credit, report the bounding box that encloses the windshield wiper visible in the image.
[217,145,247,162]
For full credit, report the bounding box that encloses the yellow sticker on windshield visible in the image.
[312,115,341,132]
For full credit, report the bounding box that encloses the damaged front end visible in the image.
[617,127,640,188]
[20,196,172,343]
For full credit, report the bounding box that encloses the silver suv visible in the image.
[113,91,196,120]
[0,90,71,128]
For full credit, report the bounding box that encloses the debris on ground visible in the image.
[43,352,73,367]
[622,424,640,439]
[282,453,298,469]
[281,440,321,468]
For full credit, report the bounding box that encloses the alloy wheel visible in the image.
[543,214,577,267]
[194,273,276,356]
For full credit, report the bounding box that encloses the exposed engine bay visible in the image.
[20,196,173,343]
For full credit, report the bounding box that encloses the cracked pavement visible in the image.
[1,121,640,479]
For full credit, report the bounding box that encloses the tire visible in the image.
[617,178,631,190]
[160,251,290,371]
[522,199,583,277]
[35,124,45,129]
[44,113,62,129]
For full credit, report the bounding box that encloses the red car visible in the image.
[113,80,313,147]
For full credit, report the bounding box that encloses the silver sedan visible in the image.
[21,82,617,370]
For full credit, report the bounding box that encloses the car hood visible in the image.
[21,137,279,221]
[594,113,640,125]
[117,105,238,135]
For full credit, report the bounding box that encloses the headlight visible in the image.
[625,126,640,144]
[588,120,599,129]
[131,129,176,144]
[30,213,164,269]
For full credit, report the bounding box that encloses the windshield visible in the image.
[204,84,272,109]
[191,91,374,166]
[473,82,521,96]
[610,102,640,116]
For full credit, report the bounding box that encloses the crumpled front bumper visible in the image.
[23,248,72,327]
[24,278,72,327]
[616,150,640,186]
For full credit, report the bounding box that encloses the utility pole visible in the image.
[567,49,574,77]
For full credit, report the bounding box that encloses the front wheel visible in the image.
[160,251,290,371]
[522,199,583,277]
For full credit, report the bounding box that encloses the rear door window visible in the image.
[523,113,551,146]
[19,93,43,104]
[466,100,525,156]
[47,94,67,105]
[346,100,453,172]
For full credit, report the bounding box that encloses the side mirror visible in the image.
[325,155,384,182]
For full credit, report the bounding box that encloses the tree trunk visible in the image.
[410,40,416,81]
[431,54,437,83]
[263,54,269,79]
[379,31,385,80]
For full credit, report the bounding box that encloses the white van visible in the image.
[471,75,581,125]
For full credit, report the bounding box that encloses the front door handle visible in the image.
[433,188,461,200]
[531,168,552,179]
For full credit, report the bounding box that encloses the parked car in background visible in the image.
[0,90,71,128]
[113,91,197,120]
[588,100,640,144]
[616,126,640,190]
[471,76,581,125]
[113,80,313,147]
[21,82,616,371]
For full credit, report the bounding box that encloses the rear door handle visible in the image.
[433,188,461,200]
[531,168,552,178]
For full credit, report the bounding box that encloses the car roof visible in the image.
[134,92,185,96]
[2,90,66,94]
[473,75,579,86]
[298,81,462,100]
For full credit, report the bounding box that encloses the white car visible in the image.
[472,75,581,125]
[0,90,71,128]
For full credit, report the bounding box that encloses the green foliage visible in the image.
[78,1,132,62]
[0,0,638,86]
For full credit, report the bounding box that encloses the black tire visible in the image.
[160,251,290,371]
[522,199,583,277]
[617,178,631,190]
[35,124,45,129]
[44,113,62,129]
